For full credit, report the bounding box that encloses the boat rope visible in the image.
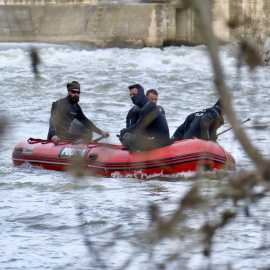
[28,138,51,144]
[27,138,72,145]
[27,138,125,149]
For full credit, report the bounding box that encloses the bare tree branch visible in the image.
[190,0,268,175]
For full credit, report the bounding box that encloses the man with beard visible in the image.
[170,99,224,143]
[119,84,170,151]
[126,89,165,128]
[47,81,109,144]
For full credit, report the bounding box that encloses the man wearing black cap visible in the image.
[119,84,170,151]
[47,81,109,143]
[171,99,224,143]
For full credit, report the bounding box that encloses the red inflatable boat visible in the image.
[12,138,236,177]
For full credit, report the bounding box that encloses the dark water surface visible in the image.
[1,42,270,269]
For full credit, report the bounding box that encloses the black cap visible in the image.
[128,84,144,92]
[67,81,80,91]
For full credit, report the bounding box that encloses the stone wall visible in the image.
[0,0,270,47]
[210,0,270,44]
[0,0,98,5]
[0,2,176,47]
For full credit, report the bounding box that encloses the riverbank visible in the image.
[0,0,270,48]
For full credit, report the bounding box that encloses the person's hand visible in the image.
[117,134,123,143]
[51,135,60,144]
[120,128,126,138]
[69,126,74,132]
[101,131,109,138]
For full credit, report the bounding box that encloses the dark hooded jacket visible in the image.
[126,104,165,128]
[121,85,170,147]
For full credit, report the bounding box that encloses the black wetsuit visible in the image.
[121,86,170,151]
[126,105,165,128]
[47,97,102,141]
[171,104,222,143]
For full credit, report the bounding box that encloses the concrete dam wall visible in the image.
[0,0,270,47]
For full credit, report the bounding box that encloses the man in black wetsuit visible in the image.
[126,89,165,128]
[47,81,109,144]
[119,84,170,151]
[170,99,224,143]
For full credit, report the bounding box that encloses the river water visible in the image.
[1,42,270,269]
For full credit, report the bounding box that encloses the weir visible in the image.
[0,0,270,47]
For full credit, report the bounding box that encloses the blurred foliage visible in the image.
[229,14,269,50]
[239,40,262,70]
[29,47,41,77]
[229,13,269,68]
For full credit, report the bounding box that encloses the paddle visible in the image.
[217,118,251,136]
[68,135,106,145]
[30,136,105,145]
[93,135,105,142]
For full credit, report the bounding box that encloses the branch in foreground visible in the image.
[190,0,269,177]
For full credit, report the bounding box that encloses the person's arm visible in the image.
[121,101,157,137]
[171,113,195,142]
[185,113,196,128]
[171,123,185,142]
[126,106,141,128]
[206,106,223,141]
[48,101,62,143]
[76,106,109,137]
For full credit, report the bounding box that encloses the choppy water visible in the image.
[1,42,270,269]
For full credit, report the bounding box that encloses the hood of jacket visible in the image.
[131,84,147,108]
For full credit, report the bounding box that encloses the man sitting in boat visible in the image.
[126,89,165,128]
[47,81,109,144]
[170,99,224,143]
[119,84,170,151]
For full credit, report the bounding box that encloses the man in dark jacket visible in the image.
[47,81,109,143]
[126,89,165,128]
[171,99,224,143]
[120,84,170,151]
